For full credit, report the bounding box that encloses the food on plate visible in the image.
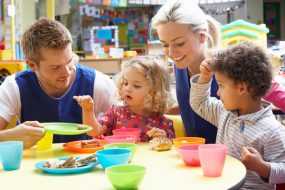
[43,154,96,168]
[147,127,172,151]
[149,137,172,151]
[77,125,87,130]
[80,139,102,148]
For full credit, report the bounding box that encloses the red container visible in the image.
[178,144,200,166]
[104,135,136,144]
[112,128,141,142]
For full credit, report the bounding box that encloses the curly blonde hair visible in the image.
[117,56,171,114]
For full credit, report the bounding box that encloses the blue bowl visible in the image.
[96,148,131,169]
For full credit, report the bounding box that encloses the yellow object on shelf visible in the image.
[124,51,137,58]
[0,60,26,74]
[222,20,269,48]
[0,50,13,60]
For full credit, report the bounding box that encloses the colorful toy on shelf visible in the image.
[0,60,25,74]
[0,49,12,60]
[0,60,26,84]
[221,20,269,48]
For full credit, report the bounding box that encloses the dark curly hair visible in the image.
[211,42,272,99]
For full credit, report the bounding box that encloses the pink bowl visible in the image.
[104,135,136,144]
[178,144,200,166]
[112,128,141,142]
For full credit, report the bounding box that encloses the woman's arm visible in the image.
[263,80,285,112]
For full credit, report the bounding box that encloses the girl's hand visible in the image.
[241,146,270,178]
[146,127,167,138]
[199,59,213,84]
[73,95,94,112]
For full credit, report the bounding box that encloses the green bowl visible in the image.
[106,164,146,190]
[104,143,137,160]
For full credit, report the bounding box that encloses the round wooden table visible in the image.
[0,144,246,190]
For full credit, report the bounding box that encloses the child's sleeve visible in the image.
[269,163,285,184]
[264,126,285,184]
[190,75,224,127]
[263,80,285,112]
[97,106,117,136]
[164,119,175,139]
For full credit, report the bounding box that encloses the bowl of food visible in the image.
[177,144,200,166]
[173,137,205,148]
[106,164,146,189]
[112,127,141,142]
[63,138,106,153]
[104,135,136,144]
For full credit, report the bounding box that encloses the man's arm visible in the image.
[93,71,117,115]
[0,121,44,149]
[0,116,8,130]
[0,75,21,128]
[263,80,285,112]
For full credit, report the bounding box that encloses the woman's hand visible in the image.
[74,95,94,113]
[198,59,213,84]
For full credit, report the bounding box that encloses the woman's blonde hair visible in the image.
[117,56,171,114]
[151,0,221,48]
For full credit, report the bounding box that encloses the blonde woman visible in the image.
[74,56,175,141]
[152,0,285,143]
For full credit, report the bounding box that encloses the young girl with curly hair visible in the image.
[74,56,175,141]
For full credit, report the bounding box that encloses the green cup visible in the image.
[104,143,137,161]
[106,164,146,190]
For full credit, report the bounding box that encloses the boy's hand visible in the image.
[241,146,270,178]
[198,59,213,84]
[73,95,94,112]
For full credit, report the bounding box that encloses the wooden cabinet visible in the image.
[79,58,123,75]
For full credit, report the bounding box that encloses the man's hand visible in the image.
[74,95,94,113]
[11,121,45,149]
[198,59,213,84]
[241,146,270,178]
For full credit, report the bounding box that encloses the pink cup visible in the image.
[104,135,136,144]
[112,128,141,142]
[178,144,200,166]
[199,144,227,177]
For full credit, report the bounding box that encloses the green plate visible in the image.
[42,122,92,135]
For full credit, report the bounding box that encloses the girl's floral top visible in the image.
[98,105,175,142]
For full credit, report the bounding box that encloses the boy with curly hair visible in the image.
[190,42,285,189]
